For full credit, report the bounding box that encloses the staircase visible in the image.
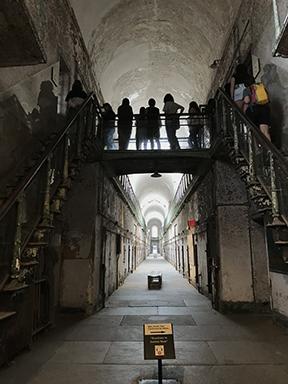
[215,88,288,263]
[0,93,103,364]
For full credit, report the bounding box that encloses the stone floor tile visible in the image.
[208,340,287,364]
[166,341,217,365]
[48,341,111,364]
[114,326,143,341]
[183,365,288,384]
[121,315,196,326]
[191,311,241,326]
[173,325,252,341]
[97,307,158,316]
[65,325,117,341]
[106,300,186,307]
[103,342,153,365]
[158,307,195,315]
[79,315,123,326]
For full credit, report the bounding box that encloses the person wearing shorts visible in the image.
[243,87,271,141]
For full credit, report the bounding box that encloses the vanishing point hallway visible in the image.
[1,256,288,384]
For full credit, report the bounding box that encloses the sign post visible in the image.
[158,359,163,384]
[143,323,176,384]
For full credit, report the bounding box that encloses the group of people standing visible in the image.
[102,94,205,151]
[65,80,206,151]
[65,68,272,152]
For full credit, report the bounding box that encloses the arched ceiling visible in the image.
[70,0,241,229]
[129,173,182,225]
[71,0,241,110]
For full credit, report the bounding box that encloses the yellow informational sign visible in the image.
[143,323,175,360]
[144,323,173,336]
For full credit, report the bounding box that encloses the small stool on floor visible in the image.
[147,272,162,289]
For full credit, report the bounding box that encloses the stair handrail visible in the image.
[0,92,101,222]
[216,87,288,177]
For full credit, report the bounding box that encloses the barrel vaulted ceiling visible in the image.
[71,0,241,111]
[70,0,241,225]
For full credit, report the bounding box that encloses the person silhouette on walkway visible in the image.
[187,101,202,149]
[37,80,57,139]
[163,93,184,150]
[117,98,133,150]
[136,107,147,150]
[65,80,87,111]
[102,103,116,150]
[146,98,161,150]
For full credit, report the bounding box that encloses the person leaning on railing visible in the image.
[117,98,134,150]
[163,93,184,150]
[102,103,116,150]
[187,101,202,149]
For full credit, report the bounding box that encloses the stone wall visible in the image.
[163,161,270,311]
[59,164,146,312]
[0,0,102,191]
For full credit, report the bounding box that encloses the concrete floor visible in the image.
[1,256,288,384]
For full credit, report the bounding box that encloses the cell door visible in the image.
[207,217,219,309]
[193,234,200,292]
[181,240,185,276]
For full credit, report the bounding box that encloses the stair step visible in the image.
[3,281,28,292]
[275,240,288,246]
[20,260,39,267]
[27,241,48,247]
[0,311,17,321]
[251,194,268,200]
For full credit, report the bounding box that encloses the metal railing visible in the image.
[101,112,214,151]
[216,88,288,223]
[164,173,194,228]
[0,93,102,286]
[116,175,146,228]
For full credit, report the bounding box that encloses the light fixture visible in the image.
[151,172,162,178]
[209,59,220,69]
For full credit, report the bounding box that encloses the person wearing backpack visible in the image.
[243,78,271,141]
[230,64,251,110]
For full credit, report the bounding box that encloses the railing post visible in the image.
[248,130,255,182]
[76,111,83,160]
[221,98,227,136]
[57,134,70,202]
[40,156,52,228]
[270,153,280,217]
[232,112,239,156]
[90,104,97,140]
[11,195,24,278]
